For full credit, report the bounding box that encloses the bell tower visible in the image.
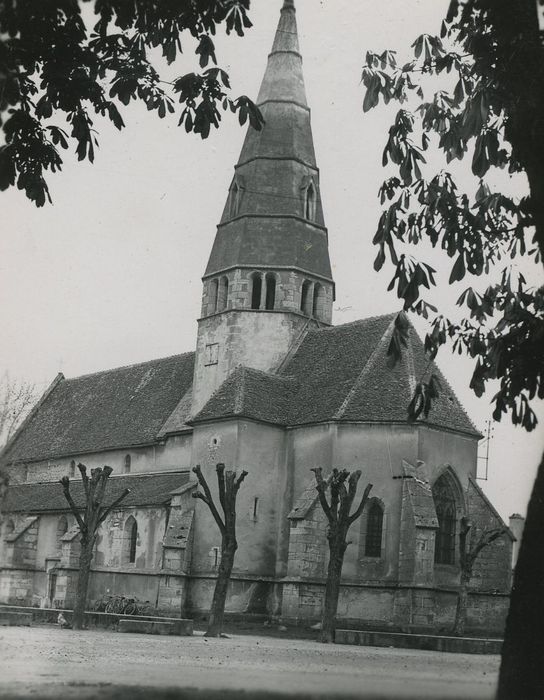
[191,0,335,415]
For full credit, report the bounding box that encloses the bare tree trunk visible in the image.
[192,464,248,639]
[498,452,544,699]
[453,573,470,637]
[206,538,237,637]
[72,537,94,630]
[320,536,347,643]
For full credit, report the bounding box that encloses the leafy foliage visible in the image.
[0,1,264,206]
[362,0,544,431]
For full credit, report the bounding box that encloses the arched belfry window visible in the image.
[305,182,316,221]
[265,273,276,310]
[313,283,325,320]
[122,516,138,565]
[251,272,262,310]
[217,276,229,311]
[365,500,384,557]
[209,278,219,314]
[432,472,459,565]
[124,454,131,474]
[300,280,312,316]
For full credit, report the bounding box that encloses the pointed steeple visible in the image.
[256,0,307,107]
[191,1,335,415]
[204,0,332,281]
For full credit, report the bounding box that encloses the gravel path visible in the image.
[0,626,499,699]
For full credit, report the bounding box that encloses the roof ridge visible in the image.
[328,312,399,332]
[64,352,194,382]
[334,317,396,420]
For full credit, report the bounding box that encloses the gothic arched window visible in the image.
[265,273,276,310]
[124,454,131,474]
[305,182,316,221]
[432,473,458,565]
[251,273,262,310]
[365,501,384,558]
[122,516,138,565]
[230,181,241,218]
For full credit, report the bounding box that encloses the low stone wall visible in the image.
[336,629,502,654]
[0,604,192,635]
[280,581,510,636]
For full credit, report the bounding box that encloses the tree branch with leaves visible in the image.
[0,0,264,206]
[192,462,248,637]
[362,2,544,694]
[60,463,129,630]
[311,467,373,643]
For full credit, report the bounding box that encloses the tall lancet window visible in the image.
[251,273,262,310]
[432,473,459,565]
[265,273,276,310]
[230,181,242,218]
[305,182,316,221]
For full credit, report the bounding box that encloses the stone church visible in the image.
[0,0,513,633]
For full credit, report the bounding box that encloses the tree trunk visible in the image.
[205,538,237,637]
[497,452,544,700]
[453,573,470,637]
[320,535,347,644]
[72,537,94,630]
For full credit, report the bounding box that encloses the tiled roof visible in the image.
[192,314,480,437]
[3,471,191,514]
[191,366,294,425]
[2,353,195,464]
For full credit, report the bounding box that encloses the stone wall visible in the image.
[280,580,509,635]
[467,478,513,593]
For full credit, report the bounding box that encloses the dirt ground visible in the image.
[0,625,499,700]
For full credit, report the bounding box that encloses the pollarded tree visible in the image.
[454,516,507,637]
[60,463,129,630]
[0,1,263,206]
[192,462,248,637]
[361,1,544,696]
[312,468,373,644]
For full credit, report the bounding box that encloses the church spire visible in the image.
[191,0,335,415]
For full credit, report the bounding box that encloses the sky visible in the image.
[1,0,543,521]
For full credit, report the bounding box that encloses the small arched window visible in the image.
[217,276,229,312]
[265,274,276,310]
[69,460,76,478]
[124,454,131,474]
[365,501,384,557]
[305,182,316,221]
[209,278,219,315]
[56,515,68,552]
[122,516,138,565]
[300,280,312,316]
[251,273,262,310]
